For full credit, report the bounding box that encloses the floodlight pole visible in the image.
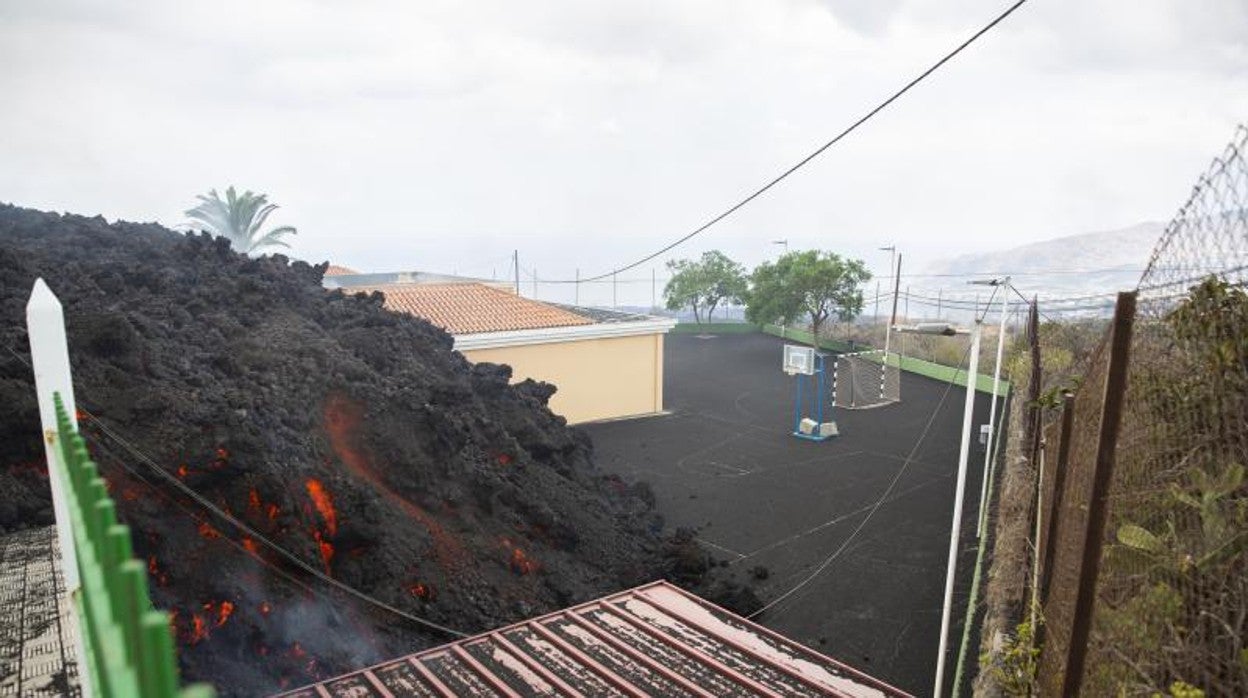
[975,277,1011,537]
[934,320,982,698]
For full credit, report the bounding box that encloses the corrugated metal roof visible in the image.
[274,581,912,697]
[345,283,594,335]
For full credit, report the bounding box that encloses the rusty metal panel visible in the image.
[276,581,911,697]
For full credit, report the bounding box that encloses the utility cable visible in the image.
[748,340,973,620]
[77,410,472,638]
[543,0,1031,283]
[2,341,470,638]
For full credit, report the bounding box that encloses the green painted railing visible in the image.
[53,393,214,698]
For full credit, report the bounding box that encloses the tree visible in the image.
[663,250,748,324]
[184,186,297,255]
[745,250,870,345]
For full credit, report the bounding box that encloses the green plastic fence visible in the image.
[757,324,1010,394]
[53,393,214,698]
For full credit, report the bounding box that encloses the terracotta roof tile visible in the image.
[324,265,359,276]
[350,282,593,335]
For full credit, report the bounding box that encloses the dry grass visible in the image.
[974,387,1038,697]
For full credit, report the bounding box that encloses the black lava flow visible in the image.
[0,204,758,695]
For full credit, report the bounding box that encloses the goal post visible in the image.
[832,350,901,409]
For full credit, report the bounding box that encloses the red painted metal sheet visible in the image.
[275,580,914,698]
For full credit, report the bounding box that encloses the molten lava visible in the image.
[313,530,334,574]
[510,547,535,574]
[189,614,208,645]
[197,522,221,540]
[216,601,234,627]
[304,479,337,536]
[241,537,260,557]
[147,556,168,587]
[177,464,189,479]
[323,393,467,570]
[248,488,261,512]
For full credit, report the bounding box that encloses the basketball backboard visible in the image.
[783,344,816,375]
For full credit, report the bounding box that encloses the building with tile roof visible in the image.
[323,264,359,276]
[327,275,674,424]
[348,283,593,335]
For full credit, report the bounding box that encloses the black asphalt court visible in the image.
[582,331,1003,696]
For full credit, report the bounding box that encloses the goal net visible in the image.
[832,350,900,409]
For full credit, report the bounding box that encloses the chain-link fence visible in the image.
[1021,124,1248,696]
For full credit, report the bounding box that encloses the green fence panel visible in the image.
[53,393,215,698]
[758,324,1009,394]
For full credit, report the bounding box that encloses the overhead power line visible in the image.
[542,0,1030,284]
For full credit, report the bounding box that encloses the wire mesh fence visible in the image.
[1026,124,1248,696]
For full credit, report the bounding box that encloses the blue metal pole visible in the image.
[794,373,802,434]
[816,356,824,426]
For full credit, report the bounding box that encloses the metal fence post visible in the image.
[1061,290,1136,696]
[1039,392,1075,609]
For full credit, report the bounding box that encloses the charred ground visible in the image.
[0,204,753,695]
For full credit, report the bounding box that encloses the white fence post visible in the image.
[27,278,94,698]
[26,278,80,590]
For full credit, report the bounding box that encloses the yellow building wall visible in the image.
[462,333,665,424]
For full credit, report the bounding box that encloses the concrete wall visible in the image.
[462,333,664,424]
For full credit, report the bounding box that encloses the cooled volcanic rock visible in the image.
[0,205,752,695]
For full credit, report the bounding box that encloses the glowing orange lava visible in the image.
[313,530,334,574]
[147,556,168,587]
[248,488,261,512]
[304,479,337,536]
[323,393,466,570]
[197,522,221,540]
[189,614,208,644]
[177,465,189,479]
[216,601,234,627]
[241,537,260,557]
[510,546,536,575]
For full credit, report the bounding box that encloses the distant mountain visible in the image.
[921,222,1165,309]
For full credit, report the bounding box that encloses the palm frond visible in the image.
[185,187,296,254]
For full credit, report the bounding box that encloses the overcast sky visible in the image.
[2,0,1245,306]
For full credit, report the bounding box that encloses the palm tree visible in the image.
[184,186,297,254]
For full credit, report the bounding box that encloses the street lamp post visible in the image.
[971,277,1011,538]
[894,320,981,698]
